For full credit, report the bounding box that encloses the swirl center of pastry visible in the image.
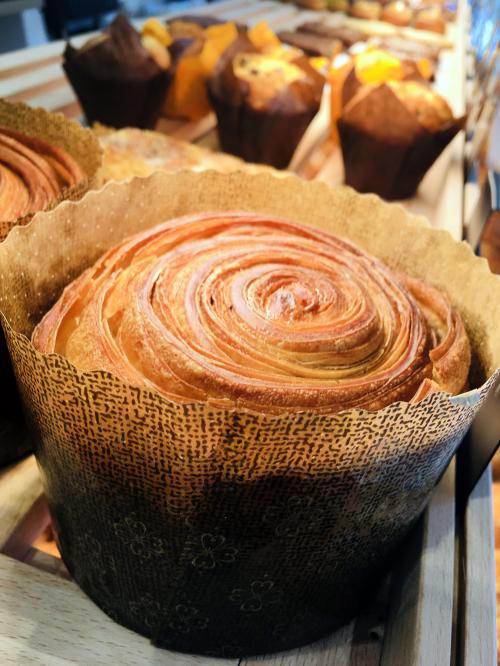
[264,276,321,321]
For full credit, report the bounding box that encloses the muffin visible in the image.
[350,1,383,19]
[297,0,328,8]
[208,52,325,168]
[381,1,414,26]
[337,80,464,198]
[328,0,350,11]
[329,48,430,142]
[63,15,171,128]
[163,20,286,120]
[163,20,241,120]
[387,80,453,130]
[415,6,446,33]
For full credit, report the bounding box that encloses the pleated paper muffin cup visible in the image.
[0,172,499,657]
[337,83,465,200]
[0,100,101,467]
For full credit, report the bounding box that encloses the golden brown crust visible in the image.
[33,211,470,414]
[345,80,454,134]
[386,80,453,130]
[0,127,84,221]
[95,127,278,186]
[415,7,446,34]
[381,1,413,26]
[350,0,382,20]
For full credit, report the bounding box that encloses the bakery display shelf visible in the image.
[0,0,466,238]
[0,0,495,664]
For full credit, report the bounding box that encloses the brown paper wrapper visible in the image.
[0,172,498,656]
[0,99,101,466]
[63,15,172,130]
[338,83,465,199]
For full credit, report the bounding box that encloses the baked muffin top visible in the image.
[387,80,453,130]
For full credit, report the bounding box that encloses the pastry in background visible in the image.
[337,80,464,199]
[386,80,453,129]
[163,20,297,120]
[297,0,328,8]
[297,22,366,48]
[328,0,350,11]
[0,99,101,242]
[381,1,413,26]
[0,128,84,221]
[167,15,228,29]
[415,6,446,33]
[377,35,441,64]
[277,30,343,58]
[94,125,276,186]
[209,52,324,168]
[350,1,382,20]
[163,20,241,119]
[64,15,171,129]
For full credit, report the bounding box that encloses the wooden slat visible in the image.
[0,62,63,98]
[25,86,77,114]
[6,76,67,104]
[170,112,217,143]
[0,55,62,82]
[2,494,51,561]
[0,455,42,549]
[461,467,497,666]
[22,547,70,580]
[0,553,238,666]
[0,39,65,70]
[380,463,456,666]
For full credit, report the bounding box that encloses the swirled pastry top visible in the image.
[33,212,470,414]
[0,127,84,221]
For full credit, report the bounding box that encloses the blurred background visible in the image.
[0,0,212,53]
